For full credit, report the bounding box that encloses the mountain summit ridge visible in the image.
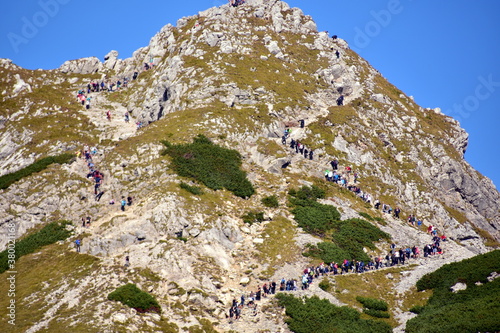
[0,0,499,331]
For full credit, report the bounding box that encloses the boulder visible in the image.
[104,50,119,69]
[266,41,281,55]
[220,41,234,54]
[12,74,31,95]
[59,57,102,74]
[450,282,467,293]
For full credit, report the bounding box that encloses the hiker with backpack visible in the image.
[121,197,126,211]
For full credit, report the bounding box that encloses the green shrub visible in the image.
[318,278,331,292]
[108,283,161,313]
[303,242,350,264]
[409,305,424,314]
[406,250,500,333]
[261,195,279,208]
[288,185,325,201]
[356,296,389,311]
[288,186,340,236]
[0,153,74,190]
[332,219,390,251]
[358,212,374,221]
[416,250,500,291]
[289,186,389,258]
[303,219,390,263]
[276,293,392,333]
[0,220,73,274]
[161,135,254,198]
[291,203,340,235]
[242,211,265,225]
[363,308,390,318]
[179,182,203,195]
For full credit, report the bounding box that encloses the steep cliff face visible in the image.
[0,0,499,332]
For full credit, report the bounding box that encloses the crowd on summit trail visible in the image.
[68,37,452,326]
[228,232,448,322]
[226,118,451,322]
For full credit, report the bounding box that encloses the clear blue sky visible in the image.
[1,0,499,188]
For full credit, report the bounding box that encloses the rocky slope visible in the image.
[0,0,499,332]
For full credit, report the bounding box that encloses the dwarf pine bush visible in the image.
[161,135,254,198]
[242,211,265,225]
[303,218,390,263]
[0,220,72,274]
[276,293,392,333]
[363,308,390,318]
[407,250,500,333]
[0,153,74,190]
[356,296,389,311]
[289,185,340,236]
[108,283,161,313]
[179,182,203,195]
[261,195,279,208]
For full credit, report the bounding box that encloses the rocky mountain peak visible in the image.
[0,1,499,332]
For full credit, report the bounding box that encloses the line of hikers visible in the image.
[323,158,430,230]
[85,79,129,94]
[229,235,448,314]
[77,144,132,210]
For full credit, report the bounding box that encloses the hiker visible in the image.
[95,191,105,202]
[335,50,340,59]
[121,197,126,211]
[86,216,91,228]
[330,159,338,170]
[106,110,111,121]
[124,111,130,123]
[309,150,313,160]
[337,95,344,106]
[75,239,81,252]
[124,256,130,267]
[281,135,286,145]
[299,119,305,128]
[127,196,133,206]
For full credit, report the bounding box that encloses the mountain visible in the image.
[0,0,499,332]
